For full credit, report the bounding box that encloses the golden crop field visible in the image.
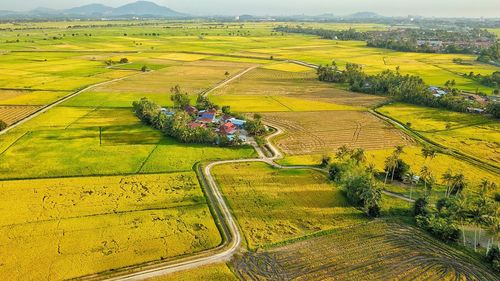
[378,103,500,166]
[212,162,366,249]
[0,90,70,105]
[0,107,255,179]
[211,67,387,109]
[0,173,221,280]
[0,105,42,125]
[90,59,255,96]
[234,221,500,281]
[146,264,238,281]
[263,111,413,155]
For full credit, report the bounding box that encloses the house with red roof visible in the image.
[189,122,206,129]
[219,122,237,135]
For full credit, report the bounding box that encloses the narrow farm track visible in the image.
[201,65,259,96]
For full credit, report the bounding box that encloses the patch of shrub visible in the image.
[0,119,7,131]
[486,246,500,273]
[416,215,460,243]
[414,197,429,217]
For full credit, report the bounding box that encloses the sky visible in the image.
[2,0,500,17]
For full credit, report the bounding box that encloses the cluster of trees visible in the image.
[367,39,435,53]
[381,145,499,272]
[414,179,498,258]
[104,57,129,66]
[466,71,500,90]
[274,26,367,41]
[244,113,266,136]
[133,86,264,146]
[317,61,479,113]
[486,103,500,118]
[0,119,7,131]
[133,97,219,145]
[477,43,499,64]
[328,145,382,217]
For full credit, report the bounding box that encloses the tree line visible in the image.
[317,61,480,114]
[274,26,496,55]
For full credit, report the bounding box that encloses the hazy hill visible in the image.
[0,1,187,19]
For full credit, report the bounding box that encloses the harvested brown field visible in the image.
[263,111,413,155]
[234,221,500,281]
[0,105,42,125]
[212,68,386,108]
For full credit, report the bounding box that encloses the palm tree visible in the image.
[421,146,437,162]
[335,145,352,161]
[450,173,467,196]
[485,215,500,253]
[403,171,419,200]
[392,146,405,182]
[384,154,397,186]
[420,165,432,194]
[351,148,366,164]
[442,169,454,197]
[451,195,469,246]
[479,179,497,196]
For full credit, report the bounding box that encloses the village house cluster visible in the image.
[161,105,249,143]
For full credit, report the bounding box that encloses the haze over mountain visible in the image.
[0,1,186,18]
[0,0,498,18]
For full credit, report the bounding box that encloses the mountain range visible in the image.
[0,1,187,19]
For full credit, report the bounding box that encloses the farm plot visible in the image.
[378,103,500,166]
[0,90,70,106]
[148,263,238,281]
[90,60,255,97]
[234,221,499,281]
[263,111,413,155]
[212,162,366,249]
[0,173,221,281]
[0,105,42,125]
[211,67,386,108]
[0,106,255,179]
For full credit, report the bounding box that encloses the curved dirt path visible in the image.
[102,123,414,280]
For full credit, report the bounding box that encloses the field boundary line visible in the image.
[201,65,259,96]
[370,108,500,174]
[0,130,31,156]
[135,144,161,174]
[0,71,148,137]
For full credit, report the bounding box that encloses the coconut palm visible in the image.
[335,145,352,160]
[384,154,397,186]
[420,165,434,198]
[421,146,437,162]
[442,169,454,197]
[403,171,419,200]
[450,173,467,196]
[451,195,470,246]
[351,148,366,164]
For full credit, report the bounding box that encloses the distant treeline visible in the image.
[317,61,500,118]
[477,43,500,64]
[466,70,500,90]
[274,26,496,55]
[274,26,368,41]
